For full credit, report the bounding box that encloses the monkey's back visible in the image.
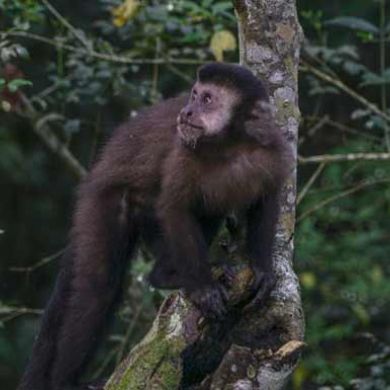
[85,94,188,203]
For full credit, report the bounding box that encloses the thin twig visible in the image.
[303,115,382,142]
[4,31,205,65]
[297,162,326,205]
[165,63,193,84]
[88,111,102,167]
[299,152,390,164]
[299,115,328,145]
[93,346,121,379]
[18,93,87,179]
[3,31,78,52]
[297,178,390,222]
[9,248,64,273]
[41,0,91,50]
[0,307,43,315]
[31,79,69,102]
[151,38,160,103]
[300,60,390,123]
[0,306,43,323]
[307,115,328,137]
[116,302,144,365]
[301,49,339,80]
[321,117,381,142]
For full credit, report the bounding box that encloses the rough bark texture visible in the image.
[105,1,304,389]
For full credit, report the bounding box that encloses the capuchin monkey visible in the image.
[19,63,292,390]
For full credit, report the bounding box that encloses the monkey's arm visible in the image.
[151,208,210,287]
[151,205,228,318]
[151,151,216,290]
[246,192,280,301]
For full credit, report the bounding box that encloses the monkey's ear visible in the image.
[248,100,273,119]
[244,100,279,146]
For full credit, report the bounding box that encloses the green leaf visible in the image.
[7,79,33,92]
[365,115,387,130]
[350,109,370,120]
[324,17,379,34]
[360,69,390,86]
[343,61,366,76]
[352,303,370,325]
[211,2,233,15]
[64,119,81,134]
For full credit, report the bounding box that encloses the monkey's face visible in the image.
[177,82,239,148]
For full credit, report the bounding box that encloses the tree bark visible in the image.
[105,1,304,389]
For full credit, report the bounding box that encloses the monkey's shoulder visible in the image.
[129,94,188,132]
[92,95,189,174]
[106,94,189,145]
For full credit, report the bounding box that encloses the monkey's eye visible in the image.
[191,91,197,102]
[202,93,212,105]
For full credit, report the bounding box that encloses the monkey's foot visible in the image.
[248,270,276,308]
[187,283,228,319]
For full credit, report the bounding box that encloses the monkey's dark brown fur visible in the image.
[19,63,292,390]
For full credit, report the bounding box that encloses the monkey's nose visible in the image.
[182,107,193,118]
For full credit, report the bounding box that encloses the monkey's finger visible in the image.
[208,302,226,319]
[206,289,227,319]
[218,284,230,303]
[218,264,236,289]
[246,273,276,310]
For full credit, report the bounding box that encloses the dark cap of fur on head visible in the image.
[197,62,269,104]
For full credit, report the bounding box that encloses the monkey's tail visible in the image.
[17,247,74,390]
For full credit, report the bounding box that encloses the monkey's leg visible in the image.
[49,188,136,389]
[246,193,279,304]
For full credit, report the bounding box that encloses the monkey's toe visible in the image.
[248,270,276,308]
[218,264,236,288]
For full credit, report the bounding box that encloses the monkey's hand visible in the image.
[187,283,228,319]
[248,269,276,308]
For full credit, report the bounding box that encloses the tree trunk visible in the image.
[105,1,304,389]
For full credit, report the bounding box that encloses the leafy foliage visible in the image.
[298,1,390,386]
[324,17,380,34]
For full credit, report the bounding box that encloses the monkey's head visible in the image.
[177,63,268,149]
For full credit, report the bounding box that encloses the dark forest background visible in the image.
[0,1,389,388]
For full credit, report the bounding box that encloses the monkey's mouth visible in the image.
[179,120,204,130]
[177,121,205,149]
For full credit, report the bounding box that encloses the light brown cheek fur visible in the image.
[200,104,232,136]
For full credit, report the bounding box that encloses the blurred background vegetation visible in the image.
[0,0,389,388]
